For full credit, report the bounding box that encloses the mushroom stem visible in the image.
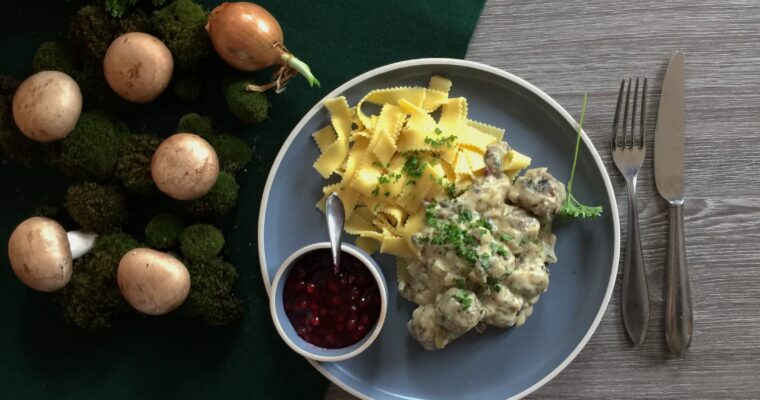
[67,230,98,259]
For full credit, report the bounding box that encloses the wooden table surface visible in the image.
[326,0,760,398]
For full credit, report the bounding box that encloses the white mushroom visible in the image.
[103,32,174,103]
[117,248,191,315]
[7,217,97,292]
[12,71,82,142]
[151,133,219,200]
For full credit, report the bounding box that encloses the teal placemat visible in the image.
[0,1,486,398]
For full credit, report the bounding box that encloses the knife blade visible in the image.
[654,51,692,356]
[655,51,685,203]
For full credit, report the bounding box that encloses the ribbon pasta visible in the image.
[312,76,531,259]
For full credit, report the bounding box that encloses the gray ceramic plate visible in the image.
[258,59,619,400]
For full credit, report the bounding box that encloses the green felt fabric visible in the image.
[0,0,485,398]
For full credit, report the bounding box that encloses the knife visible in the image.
[654,51,693,355]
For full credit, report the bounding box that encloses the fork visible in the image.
[611,77,650,346]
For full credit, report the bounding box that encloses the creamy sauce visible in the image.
[400,143,566,350]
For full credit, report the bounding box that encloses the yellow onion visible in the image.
[206,2,319,91]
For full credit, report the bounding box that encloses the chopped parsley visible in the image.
[454,277,466,289]
[402,154,426,179]
[486,277,502,293]
[424,135,457,148]
[446,183,458,198]
[458,209,473,222]
[384,191,391,197]
[452,289,472,310]
[490,243,509,257]
[371,187,380,196]
[434,127,443,135]
[471,218,493,232]
[479,253,491,270]
[377,172,401,185]
[500,233,513,242]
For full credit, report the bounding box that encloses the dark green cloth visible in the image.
[0,0,485,398]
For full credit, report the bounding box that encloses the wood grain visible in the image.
[327,0,760,398]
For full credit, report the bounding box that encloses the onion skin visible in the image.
[206,2,319,88]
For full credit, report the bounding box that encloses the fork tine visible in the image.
[631,77,639,148]
[640,77,647,148]
[612,79,625,149]
[622,78,632,148]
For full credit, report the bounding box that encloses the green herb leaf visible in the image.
[371,187,380,197]
[558,93,603,219]
[458,209,473,222]
[454,277,466,289]
[402,154,426,178]
[425,135,457,147]
[486,277,502,292]
[453,289,472,310]
[434,127,443,135]
[499,233,513,242]
[479,253,491,270]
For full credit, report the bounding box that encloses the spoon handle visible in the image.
[325,193,345,269]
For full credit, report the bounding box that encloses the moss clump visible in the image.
[68,5,118,64]
[59,111,125,180]
[144,213,184,250]
[65,182,128,232]
[115,134,161,195]
[32,41,77,76]
[183,172,239,217]
[208,134,252,173]
[0,95,55,165]
[177,113,214,138]
[225,78,269,124]
[59,232,139,329]
[152,0,211,70]
[180,256,243,326]
[171,73,202,102]
[179,224,225,261]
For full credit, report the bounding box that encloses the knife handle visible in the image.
[621,179,650,346]
[665,203,693,355]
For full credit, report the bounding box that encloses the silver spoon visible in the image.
[325,193,345,273]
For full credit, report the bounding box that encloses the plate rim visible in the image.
[257,57,620,400]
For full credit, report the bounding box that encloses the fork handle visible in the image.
[621,178,650,346]
[665,203,693,356]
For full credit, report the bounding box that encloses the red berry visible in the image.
[347,319,358,331]
[306,283,316,294]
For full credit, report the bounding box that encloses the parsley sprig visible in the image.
[558,93,603,219]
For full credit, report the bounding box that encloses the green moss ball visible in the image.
[225,79,269,124]
[59,111,125,180]
[145,213,184,250]
[183,171,239,217]
[179,224,225,261]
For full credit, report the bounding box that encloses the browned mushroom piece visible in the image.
[151,133,220,200]
[7,217,96,292]
[117,248,191,315]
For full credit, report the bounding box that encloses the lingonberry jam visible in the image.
[283,249,381,349]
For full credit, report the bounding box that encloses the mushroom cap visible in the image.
[151,133,219,200]
[117,248,191,315]
[103,32,174,103]
[12,71,82,142]
[7,217,73,292]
